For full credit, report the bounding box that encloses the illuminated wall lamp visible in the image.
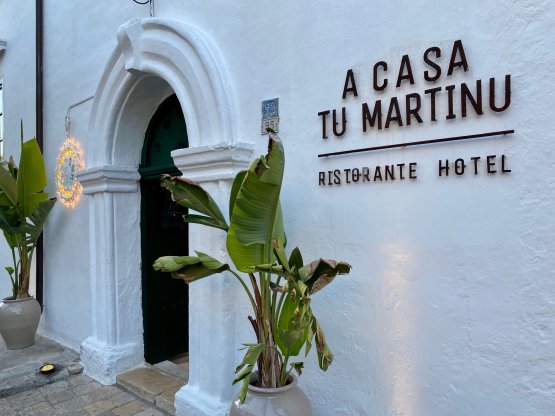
[56,99,91,208]
[56,139,84,208]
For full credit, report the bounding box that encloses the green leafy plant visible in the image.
[154,132,351,402]
[0,129,56,299]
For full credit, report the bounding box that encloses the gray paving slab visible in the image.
[0,372,171,415]
[0,336,171,415]
[0,335,82,399]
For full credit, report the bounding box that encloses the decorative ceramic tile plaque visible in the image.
[261,98,279,134]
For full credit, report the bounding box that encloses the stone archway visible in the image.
[76,18,252,416]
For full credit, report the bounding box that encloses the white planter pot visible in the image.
[0,296,41,349]
[230,371,312,416]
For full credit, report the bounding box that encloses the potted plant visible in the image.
[154,132,351,415]
[0,134,56,349]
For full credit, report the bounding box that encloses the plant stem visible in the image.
[248,273,263,317]
[264,272,271,325]
[256,271,282,388]
[271,276,281,324]
[8,244,17,297]
[15,233,30,298]
[280,355,290,386]
[276,290,287,320]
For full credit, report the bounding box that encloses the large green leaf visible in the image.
[273,203,286,247]
[161,175,228,231]
[17,138,48,217]
[0,206,20,235]
[7,156,17,181]
[232,343,265,403]
[196,251,228,271]
[272,239,291,274]
[226,133,286,271]
[288,247,304,271]
[153,255,202,272]
[183,214,227,229]
[229,170,247,220]
[153,251,229,284]
[0,160,22,234]
[0,136,55,298]
[275,295,311,357]
[3,230,18,250]
[21,198,56,249]
[0,163,18,208]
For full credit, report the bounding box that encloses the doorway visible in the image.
[140,94,189,364]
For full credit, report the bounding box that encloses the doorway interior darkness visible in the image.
[139,94,189,364]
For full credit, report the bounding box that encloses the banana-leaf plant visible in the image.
[0,133,56,299]
[154,132,351,402]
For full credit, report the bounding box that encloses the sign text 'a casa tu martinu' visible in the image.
[317,40,512,186]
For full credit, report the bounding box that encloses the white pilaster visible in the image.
[172,143,253,416]
[76,166,144,385]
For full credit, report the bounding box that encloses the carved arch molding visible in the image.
[76,18,250,393]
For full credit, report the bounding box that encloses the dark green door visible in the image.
[139,94,189,364]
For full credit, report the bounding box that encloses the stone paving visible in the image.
[0,336,81,399]
[0,374,166,416]
[0,336,170,415]
[0,373,169,415]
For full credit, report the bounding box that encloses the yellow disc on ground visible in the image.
[39,364,55,373]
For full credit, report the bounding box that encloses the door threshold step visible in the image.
[153,359,189,383]
[116,363,187,416]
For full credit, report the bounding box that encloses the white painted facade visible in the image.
[0,1,554,415]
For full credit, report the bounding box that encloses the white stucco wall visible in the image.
[38,1,150,350]
[1,0,554,415]
[0,0,37,300]
[156,2,555,414]
[0,0,149,347]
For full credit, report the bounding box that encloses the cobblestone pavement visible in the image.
[0,372,169,416]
